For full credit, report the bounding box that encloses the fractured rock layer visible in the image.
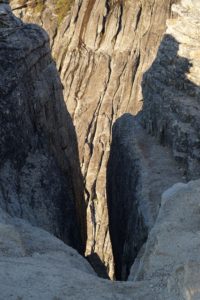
[107,0,200,280]
[129,179,200,300]
[10,0,179,278]
[107,1,200,278]
[1,178,200,299]
[107,114,184,280]
[0,3,86,253]
[142,0,200,180]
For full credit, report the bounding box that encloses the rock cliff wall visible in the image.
[2,0,200,294]
[142,0,200,180]
[0,3,86,253]
[107,0,200,280]
[10,0,179,278]
[107,113,184,279]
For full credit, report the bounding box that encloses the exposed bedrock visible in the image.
[10,0,179,278]
[107,114,184,280]
[0,3,86,253]
[0,0,200,292]
[1,179,200,299]
[107,0,200,280]
[141,0,200,180]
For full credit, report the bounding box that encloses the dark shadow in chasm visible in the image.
[107,34,200,280]
[107,113,148,281]
[86,252,110,279]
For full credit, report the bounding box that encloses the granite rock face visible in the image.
[1,1,200,297]
[10,0,178,278]
[107,0,200,282]
[142,0,200,180]
[0,3,86,253]
[107,114,184,279]
[129,179,200,300]
[1,179,200,299]
[107,0,200,280]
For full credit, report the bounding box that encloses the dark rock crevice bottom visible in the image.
[107,114,148,281]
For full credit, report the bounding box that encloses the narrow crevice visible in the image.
[101,0,110,36]
[112,2,123,44]
[86,253,110,279]
[106,114,148,280]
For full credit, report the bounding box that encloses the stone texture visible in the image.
[106,0,200,281]
[0,3,86,253]
[107,113,184,279]
[129,180,200,300]
[1,179,200,299]
[10,0,179,278]
[1,0,200,296]
[141,0,200,180]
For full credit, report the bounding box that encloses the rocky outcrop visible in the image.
[107,114,184,280]
[0,3,85,253]
[129,180,200,300]
[141,0,200,180]
[10,0,179,278]
[107,0,200,280]
[106,0,200,281]
[1,179,200,299]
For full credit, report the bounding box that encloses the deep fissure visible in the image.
[7,0,191,287]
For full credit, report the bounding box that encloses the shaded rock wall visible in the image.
[107,114,147,280]
[107,0,200,280]
[141,0,200,180]
[107,113,184,280]
[10,0,178,278]
[0,4,85,253]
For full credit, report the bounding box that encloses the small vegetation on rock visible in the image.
[17,0,74,25]
[29,0,45,14]
[54,0,74,25]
